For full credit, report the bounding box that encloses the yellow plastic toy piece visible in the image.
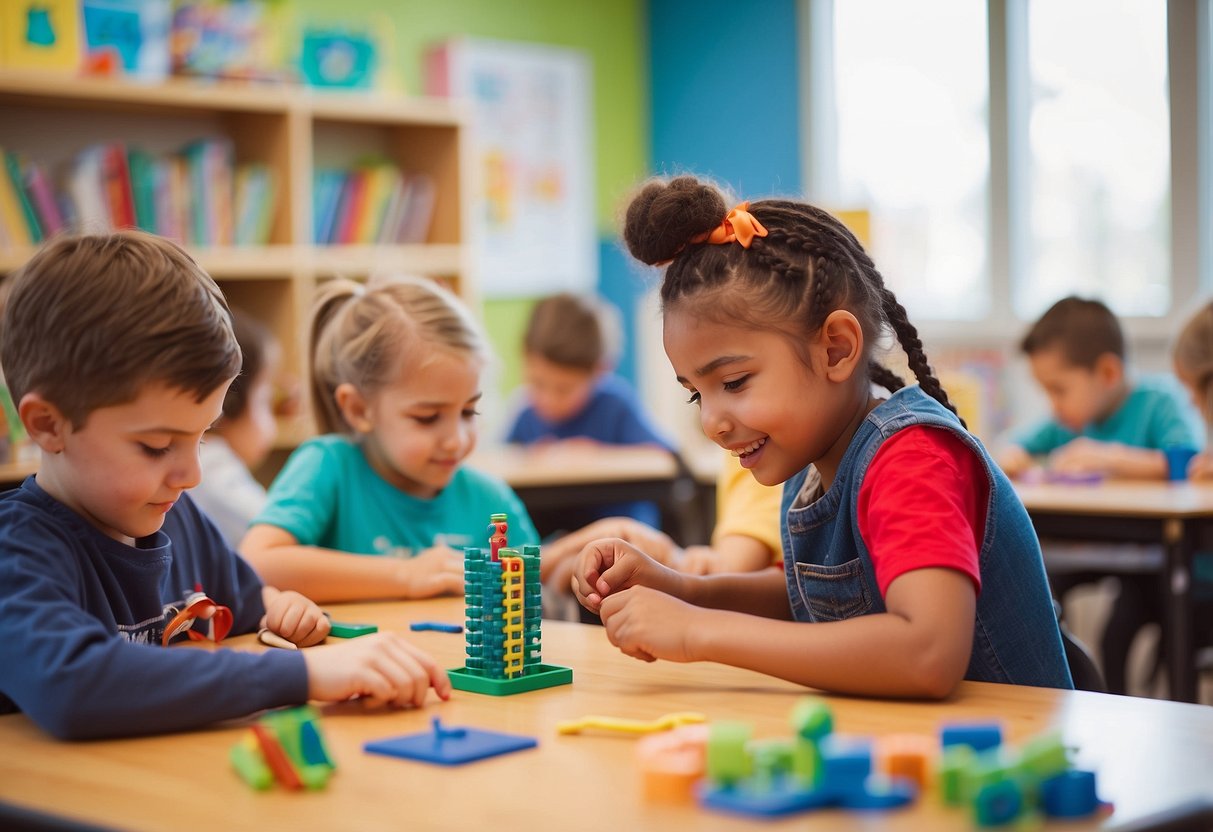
[557,712,707,736]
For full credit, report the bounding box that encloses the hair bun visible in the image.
[623,176,727,265]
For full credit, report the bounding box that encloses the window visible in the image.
[803,0,1202,326]
[1019,0,1170,318]
[830,0,990,320]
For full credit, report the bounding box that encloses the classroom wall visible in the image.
[294,0,650,421]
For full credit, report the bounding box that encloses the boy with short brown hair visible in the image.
[996,295,1197,479]
[0,231,448,740]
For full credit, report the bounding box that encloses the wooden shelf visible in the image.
[0,70,473,469]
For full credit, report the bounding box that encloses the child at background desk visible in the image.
[1099,302,1213,695]
[996,296,1200,694]
[995,296,1198,480]
[571,176,1072,696]
[506,292,674,533]
[0,233,449,740]
[190,308,280,548]
[241,277,537,604]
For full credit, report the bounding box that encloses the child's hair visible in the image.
[308,275,488,435]
[0,231,239,427]
[1174,301,1213,418]
[222,308,273,422]
[622,175,959,420]
[524,292,622,372]
[1020,296,1124,368]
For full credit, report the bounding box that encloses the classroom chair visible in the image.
[1055,600,1107,693]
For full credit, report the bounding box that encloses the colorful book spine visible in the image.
[24,162,66,238]
[4,151,43,243]
[0,152,31,247]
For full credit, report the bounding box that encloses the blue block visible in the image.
[1041,770,1100,818]
[364,718,537,766]
[838,776,916,811]
[940,723,1003,753]
[409,621,464,633]
[819,735,873,798]
[974,779,1024,826]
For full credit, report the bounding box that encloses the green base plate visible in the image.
[448,663,573,695]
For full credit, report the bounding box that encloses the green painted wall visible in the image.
[295,0,649,400]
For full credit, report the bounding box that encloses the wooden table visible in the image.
[1015,480,1213,703]
[2,598,1212,831]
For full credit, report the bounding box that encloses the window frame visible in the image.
[799,0,1211,348]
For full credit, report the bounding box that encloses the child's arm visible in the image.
[241,524,463,604]
[303,633,452,708]
[539,517,681,583]
[260,586,331,646]
[994,444,1035,478]
[1190,452,1213,480]
[594,567,976,699]
[1048,438,1168,479]
[674,535,775,575]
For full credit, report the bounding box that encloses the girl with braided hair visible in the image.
[571,176,1072,696]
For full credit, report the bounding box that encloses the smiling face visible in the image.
[345,346,483,499]
[663,306,860,487]
[35,381,230,545]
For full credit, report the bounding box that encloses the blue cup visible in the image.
[1164,445,1198,481]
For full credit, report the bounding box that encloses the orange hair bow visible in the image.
[692,202,769,249]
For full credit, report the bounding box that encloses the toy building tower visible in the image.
[448,513,572,694]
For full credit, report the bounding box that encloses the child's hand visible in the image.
[1190,451,1213,481]
[396,545,465,599]
[261,588,330,647]
[572,538,684,612]
[599,586,702,663]
[670,545,717,576]
[540,517,680,582]
[1048,438,1114,475]
[995,445,1033,478]
[303,633,452,708]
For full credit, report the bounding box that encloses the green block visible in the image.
[448,663,572,695]
[939,745,977,806]
[789,696,833,741]
[1017,731,1070,781]
[707,721,753,786]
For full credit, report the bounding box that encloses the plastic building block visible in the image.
[449,518,571,695]
[789,697,833,741]
[557,711,706,736]
[1041,770,1101,818]
[706,722,753,786]
[938,745,978,806]
[1016,731,1070,781]
[409,621,464,633]
[251,723,303,790]
[637,724,710,802]
[699,781,835,817]
[230,735,274,790]
[974,779,1024,827]
[877,734,935,791]
[364,717,537,766]
[819,735,873,800]
[940,722,1003,753]
[836,776,916,810]
[328,620,378,638]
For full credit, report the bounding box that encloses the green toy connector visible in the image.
[448,513,572,695]
[230,705,336,791]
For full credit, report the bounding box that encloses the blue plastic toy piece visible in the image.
[1041,770,1100,818]
[837,777,916,810]
[819,735,873,799]
[699,781,835,817]
[364,717,537,766]
[974,779,1024,826]
[409,621,464,633]
[940,723,1003,753]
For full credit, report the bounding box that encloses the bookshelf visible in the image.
[0,69,474,453]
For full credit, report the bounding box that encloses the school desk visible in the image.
[470,443,707,543]
[0,459,36,490]
[2,598,1212,832]
[1015,480,1213,704]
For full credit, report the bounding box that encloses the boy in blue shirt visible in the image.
[506,292,674,533]
[0,232,449,739]
[996,296,1198,479]
[996,295,1200,693]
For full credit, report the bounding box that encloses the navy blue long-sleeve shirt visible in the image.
[0,477,307,740]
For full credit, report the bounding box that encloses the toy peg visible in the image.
[230,735,274,791]
[557,711,707,736]
[258,628,298,650]
[250,723,304,790]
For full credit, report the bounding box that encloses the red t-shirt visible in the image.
[856,426,988,597]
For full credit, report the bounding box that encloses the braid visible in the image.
[878,286,965,428]
[868,362,906,394]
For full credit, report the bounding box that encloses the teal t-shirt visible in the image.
[1015,378,1200,456]
[253,435,539,556]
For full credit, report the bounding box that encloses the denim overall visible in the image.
[780,386,1073,688]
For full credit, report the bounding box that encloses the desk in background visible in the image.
[1016,480,1213,703]
[2,598,1212,832]
[471,444,709,544]
[0,459,36,490]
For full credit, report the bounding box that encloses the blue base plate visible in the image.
[364,721,537,766]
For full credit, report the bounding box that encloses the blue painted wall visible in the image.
[648,0,803,197]
[599,0,805,387]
